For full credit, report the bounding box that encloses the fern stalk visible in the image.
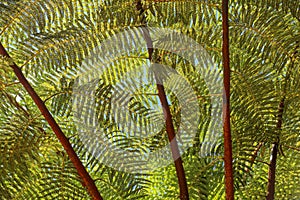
[136,1,189,199]
[267,57,295,198]
[222,0,234,199]
[266,143,279,200]
[266,96,285,199]
[0,42,103,200]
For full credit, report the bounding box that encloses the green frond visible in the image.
[1,0,300,199]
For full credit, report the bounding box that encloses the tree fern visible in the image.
[1,0,300,199]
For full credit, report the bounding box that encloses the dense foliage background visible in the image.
[0,0,299,199]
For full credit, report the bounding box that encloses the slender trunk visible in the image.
[136,1,189,199]
[156,83,190,200]
[266,98,284,200]
[0,43,103,200]
[266,37,296,199]
[266,143,278,200]
[222,0,234,199]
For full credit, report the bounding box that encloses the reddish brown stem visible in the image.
[0,43,103,200]
[266,143,278,200]
[156,84,189,200]
[266,98,284,200]
[136,1,189,199]
[222,0,234,199]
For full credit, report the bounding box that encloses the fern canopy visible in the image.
[0,0,299,199]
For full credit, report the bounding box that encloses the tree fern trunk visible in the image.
[266,142,278,200]
[222,0,234,199]
[136,1,189,199]
[0,43,103,200]
[266,98,285,199]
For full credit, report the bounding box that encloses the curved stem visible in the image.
[136,1,189,199]
[0,42,103,200]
